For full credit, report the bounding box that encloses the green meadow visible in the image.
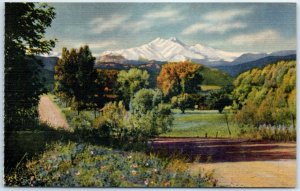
[161,109,240,138]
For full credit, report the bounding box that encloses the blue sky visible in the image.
[46,3,296,56]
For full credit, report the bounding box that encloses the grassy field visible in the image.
[48,94,240,138]
[161,109,240,138]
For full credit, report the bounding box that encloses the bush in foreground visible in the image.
[5,142,216,187]
[93,89,173,146]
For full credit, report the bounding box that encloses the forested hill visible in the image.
[215,54,296,77]
[232,60,296,126]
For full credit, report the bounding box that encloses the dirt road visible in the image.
[152,138,296,187]
[191,159,296,187]
[38,95,70,130]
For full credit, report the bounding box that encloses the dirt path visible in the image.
[152,138,296,187]
[191,160,296,187]
[38,95,70,130]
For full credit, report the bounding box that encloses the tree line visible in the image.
[54,48,231,115]
[232,60,296,128]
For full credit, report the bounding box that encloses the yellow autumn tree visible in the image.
[233,60,296,126]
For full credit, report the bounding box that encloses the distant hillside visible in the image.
[40,68,54,91]
[96,61,233,87]
[215,54,296,77]
[35,56,58,91]
[35,56,58,72]
[198,66,233,86]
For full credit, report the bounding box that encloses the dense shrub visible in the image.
[93,101,128,141]
[130,89,173,138]
[171,93,193,114]
[5,142,216,187]
[93,89,173,145]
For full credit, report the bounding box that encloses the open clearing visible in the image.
[152,138,296,187]
[161,110,240,138]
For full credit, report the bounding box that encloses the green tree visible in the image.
[117,68,150,108]
[171,93,192,114]
[5,3,56,129]
[131,88,162,114]
[206,89,232,113]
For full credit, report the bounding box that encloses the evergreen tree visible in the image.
[54,46,96,113]
[74,46,97,113]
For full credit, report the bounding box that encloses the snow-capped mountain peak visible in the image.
[100,37,243,64]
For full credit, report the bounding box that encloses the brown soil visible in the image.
[38,95,70,130]
[151,137,296,187]
[191,160,296,187]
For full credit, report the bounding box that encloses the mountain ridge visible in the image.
[215,54,296,77]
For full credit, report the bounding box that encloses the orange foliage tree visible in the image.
[157,61,203,99]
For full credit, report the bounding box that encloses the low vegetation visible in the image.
[239,125,296,142]
[6,142,216,187]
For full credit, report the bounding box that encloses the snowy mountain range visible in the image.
[100,37,295,66]
[100,37,242,65]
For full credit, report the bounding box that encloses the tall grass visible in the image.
[239,125,296,142]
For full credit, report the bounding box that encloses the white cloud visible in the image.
[210,29,296,52]
[90,14,129,34]
[227,29,280,45]
[182,8,251,35]
[124,20,153,33]
[182,22,246,35]
[89,7,184,35]
[204,9,252,22]
[143,7,184,22]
